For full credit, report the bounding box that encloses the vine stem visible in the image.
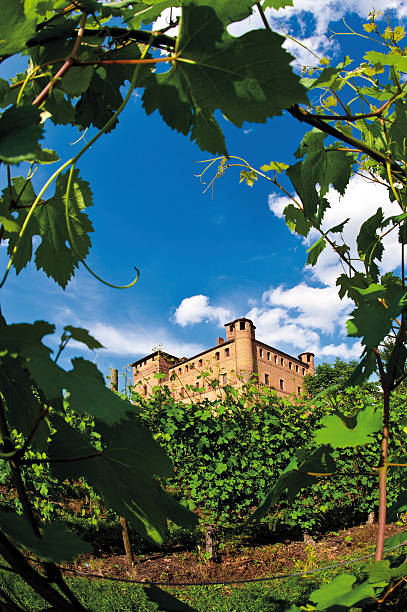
[375,349,390,562]
[32,12,88,107]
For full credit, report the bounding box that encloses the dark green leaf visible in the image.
[0,0,38,56]
[306,237,326,266]
[34,169,93,288]
[142,0,307,154]
[0,106,43,164]
[283,204,311,237]
[63,325,103,350]
[0,513,91,562]
[50,415,197,545]
[65,358,135,424]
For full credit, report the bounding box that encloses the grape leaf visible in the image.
[283,203,311,237]
[365,50,407,72]
[346,275,406,349]
[142,0,307,154]
[0,0,38,56]
[63,325,104,350]
[306,236,326,266]
[34,169,93,287]
[0,106,44,164]
[310,573,376,609]
[49,415,197,545]
[252,446,335,520]
[314,404,382,447]
[0,513,91,562]
[262,0,293,8]
[65,358,134,424]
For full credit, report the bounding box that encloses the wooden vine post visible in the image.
[110,368,134,566]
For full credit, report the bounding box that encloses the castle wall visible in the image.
[132,317,314,402]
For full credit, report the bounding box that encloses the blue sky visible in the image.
[1,1,407,389]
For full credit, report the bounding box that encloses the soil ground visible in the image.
[64,521,407,586]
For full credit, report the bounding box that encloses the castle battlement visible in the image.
[130,317,314,401]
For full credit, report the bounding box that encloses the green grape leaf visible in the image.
[310,573,376,609]
[283,204,311,237]
[346,275,405,349]
[0,321,67,401]
[65,358,134,424]
[0,513,91,562]
[356,207,384,280]
[366,559,407,584]
[144,584,198,611]
[0,356,49,450]
[251,446,335,520]
[63,325,104,350]
[262,0,293,8]
[60,66,95,97]
[344,350,376,386]
[306,237,326,266]
[3,177,40,274]
[314,404,382,447]
[49,415,197,545]
[0,0,38,56]
[35,147,59,164]
[190,110,227,156]
[365,50,407,72]
[389,100,407,160]
[328,219,349,234]
[34,169,93,287]
[260,161,289,173]
[0,106,44,164]
[383,530,407,548]
[142,0,307,154]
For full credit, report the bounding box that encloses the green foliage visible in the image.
[2,2,407,610]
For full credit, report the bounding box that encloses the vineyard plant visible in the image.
[2,0,407,610]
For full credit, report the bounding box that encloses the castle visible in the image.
[131,317,315,401]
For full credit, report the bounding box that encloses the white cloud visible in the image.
[86,321,203,360]
[263,174,403,362]
[263,283,352,334]
[229,1,407,67]
[173,294,232,327]
[268,174,401,286]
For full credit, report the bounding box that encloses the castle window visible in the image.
[279,379,284,390]
[297,386,301,396]
[307,354,311,362]
[265,373,269,385]
[215,351,220,361]
[280,358,284,366]
[239,321,245,330]
[225,347,230,357]
[267,352,270,360]
[302,368,305,375]
[296,365,299,373]
[222,373,228,385]
[229,325,233,332]
[259,348,263,357]
[178,368,181,374]
[143,384,147,396]
[274,355,277,363]
[289,362,292,370]
[198,359,203,367]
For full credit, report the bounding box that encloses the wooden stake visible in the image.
[110,368,134,566]
[120,516,134,566]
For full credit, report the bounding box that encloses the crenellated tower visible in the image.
[225,318,256,380]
